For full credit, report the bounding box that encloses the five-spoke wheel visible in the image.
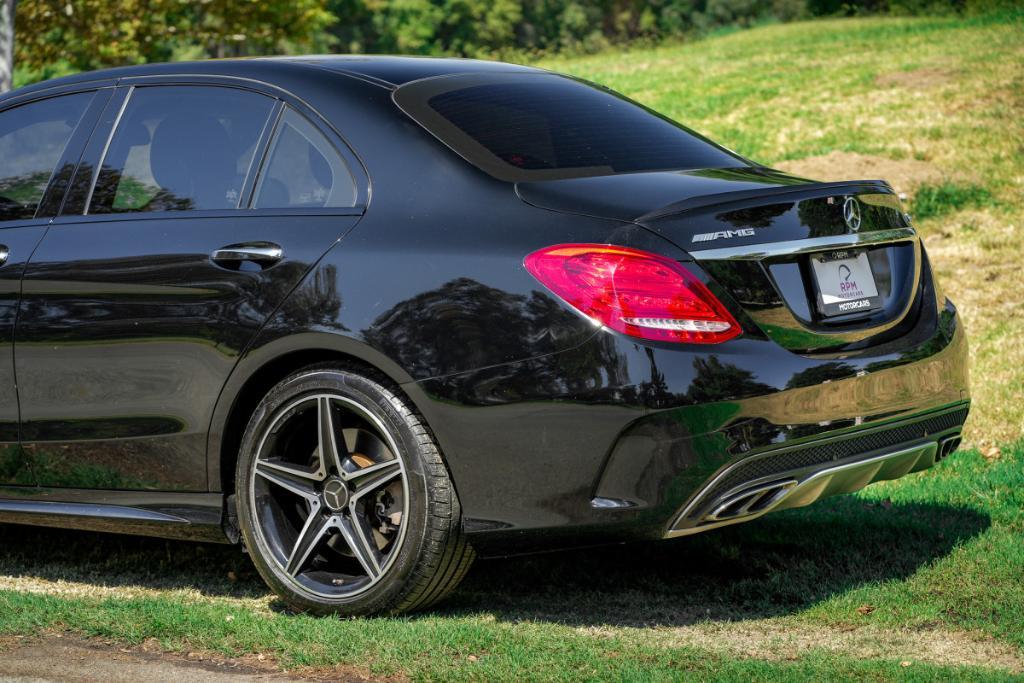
[236,365,474,615]
[251,394,408,596]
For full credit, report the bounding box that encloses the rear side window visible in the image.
[89,86,274,214]
[252,108,356,209]
[0,92,93,221]
[395,73,746,182]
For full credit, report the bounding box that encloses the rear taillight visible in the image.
[524,243,740,344]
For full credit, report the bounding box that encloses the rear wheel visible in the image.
[235,364,474,615]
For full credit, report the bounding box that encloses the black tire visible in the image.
[235,362,474,615]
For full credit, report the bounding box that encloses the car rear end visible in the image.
[632,180,969,536]
[391,68,970,543]
[519,177,969,539]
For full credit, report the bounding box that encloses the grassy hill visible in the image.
[1,13,1022,681]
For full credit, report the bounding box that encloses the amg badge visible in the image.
[692,228,756,243]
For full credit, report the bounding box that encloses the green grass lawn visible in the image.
[3,11,1023,681]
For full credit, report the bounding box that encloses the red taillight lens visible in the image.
[524,243,741,344]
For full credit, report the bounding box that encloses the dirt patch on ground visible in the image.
[582,620,1024,674]
[775,151,946,198]
[0,633,388,683]
[875,67,956,90]
[0,574,265,607]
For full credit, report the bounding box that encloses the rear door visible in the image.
[15,78,366,491]
[0,86,110,486]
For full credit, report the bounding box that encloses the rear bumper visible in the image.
[412,286,970,555]
[666,402,967,537]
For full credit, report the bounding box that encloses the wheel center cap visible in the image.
[321,478,349,512]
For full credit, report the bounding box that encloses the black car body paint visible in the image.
[0,57,968,557]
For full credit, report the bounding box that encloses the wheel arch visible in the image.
[207,332,428,495]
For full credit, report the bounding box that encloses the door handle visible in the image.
[211,243,283,268]
[0,246,8,266]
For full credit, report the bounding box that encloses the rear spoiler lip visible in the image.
[636,179,895,223]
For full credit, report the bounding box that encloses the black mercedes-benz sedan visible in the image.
[0,56,969,615]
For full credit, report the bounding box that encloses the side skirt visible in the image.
[0,486,231,543]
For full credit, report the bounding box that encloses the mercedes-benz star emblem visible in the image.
[843,196,862,232]
[322,478,349,512]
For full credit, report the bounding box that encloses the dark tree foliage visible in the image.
[10,0,979,86]
[323,0,972,58]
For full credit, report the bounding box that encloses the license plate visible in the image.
[810,249,881,317]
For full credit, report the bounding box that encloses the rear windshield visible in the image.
[394,73,746,182]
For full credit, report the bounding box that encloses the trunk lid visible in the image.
[517,168,922,353]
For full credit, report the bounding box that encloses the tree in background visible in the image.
[0,0,15,92]
[13,0,334,82]
[172,1,336,58]
[325,0,810,58]
[16,0,173,76]
[3,0,988,90]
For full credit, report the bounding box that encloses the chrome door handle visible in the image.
[211,243,283,267]
[0,246,8,266]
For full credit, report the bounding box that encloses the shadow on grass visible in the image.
[0,495,989,626]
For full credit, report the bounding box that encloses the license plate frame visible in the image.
[810,249,882,317]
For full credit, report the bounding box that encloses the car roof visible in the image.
[5,55,545,101]
[273,55,541,86]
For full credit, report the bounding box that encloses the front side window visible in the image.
[252,108,356,209]
[0,92,93,222]
[89,86,274,214]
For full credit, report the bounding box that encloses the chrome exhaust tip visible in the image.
[936,434,962,462]
[669,441,940,537]
[705,479,798,522]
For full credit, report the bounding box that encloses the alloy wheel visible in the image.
[249,393,409,598]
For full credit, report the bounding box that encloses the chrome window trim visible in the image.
[83,85,133,216]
